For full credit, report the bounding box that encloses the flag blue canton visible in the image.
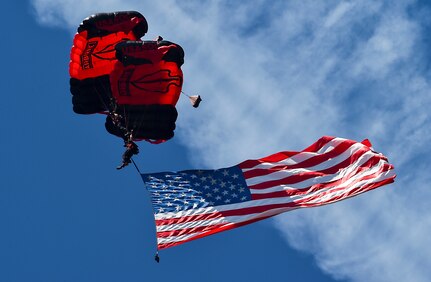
[142,165,251,214]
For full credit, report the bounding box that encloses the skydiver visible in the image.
[111,112,122,126]
[116,139,139,170]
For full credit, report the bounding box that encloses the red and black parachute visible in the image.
[69,11,186,143]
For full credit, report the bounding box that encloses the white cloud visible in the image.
[32,0,431,281]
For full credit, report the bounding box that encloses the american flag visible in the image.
[142,136,396,250]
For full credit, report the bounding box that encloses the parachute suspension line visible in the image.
[92,80,128,138]
[121,106,135,142]
[123,105,144,143]
[89,79,134,143]
[91,81,131,144]
[93,79,112,113]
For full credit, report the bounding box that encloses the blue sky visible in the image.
[1,1,430,281]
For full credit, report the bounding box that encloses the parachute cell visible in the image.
[69,11,148,80]
[110,40,184,106]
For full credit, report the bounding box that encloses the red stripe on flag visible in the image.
[239,136,338,169]
[250,155,387,199]
[242,139,359,179]
[246,147,380,190]
[156,212,287,250]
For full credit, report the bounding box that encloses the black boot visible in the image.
[116,163,126,170]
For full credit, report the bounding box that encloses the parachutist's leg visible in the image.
[117,146,133,170]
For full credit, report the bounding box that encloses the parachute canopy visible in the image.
[69,11,185,143]
[70,11,148,80]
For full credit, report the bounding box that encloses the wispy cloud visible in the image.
[31,0,431,281]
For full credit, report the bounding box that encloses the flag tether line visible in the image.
[130,158,160,263]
